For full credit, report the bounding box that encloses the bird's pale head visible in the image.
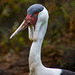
[10,4,48,40]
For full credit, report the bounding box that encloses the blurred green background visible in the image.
[0,0,75,74]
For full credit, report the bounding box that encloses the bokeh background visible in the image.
[0,0,75,75]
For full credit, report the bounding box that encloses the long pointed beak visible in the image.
[10,15,31,39]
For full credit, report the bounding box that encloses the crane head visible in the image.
[10,4,44,39]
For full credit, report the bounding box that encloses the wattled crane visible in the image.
[10,4,75,75]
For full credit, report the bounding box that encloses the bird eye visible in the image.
[34,12,39,16]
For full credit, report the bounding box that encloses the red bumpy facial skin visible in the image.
[26,14,37,29]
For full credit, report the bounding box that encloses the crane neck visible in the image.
[29,38,44,70]
[29,20,48,70]
[28,22,48,73]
